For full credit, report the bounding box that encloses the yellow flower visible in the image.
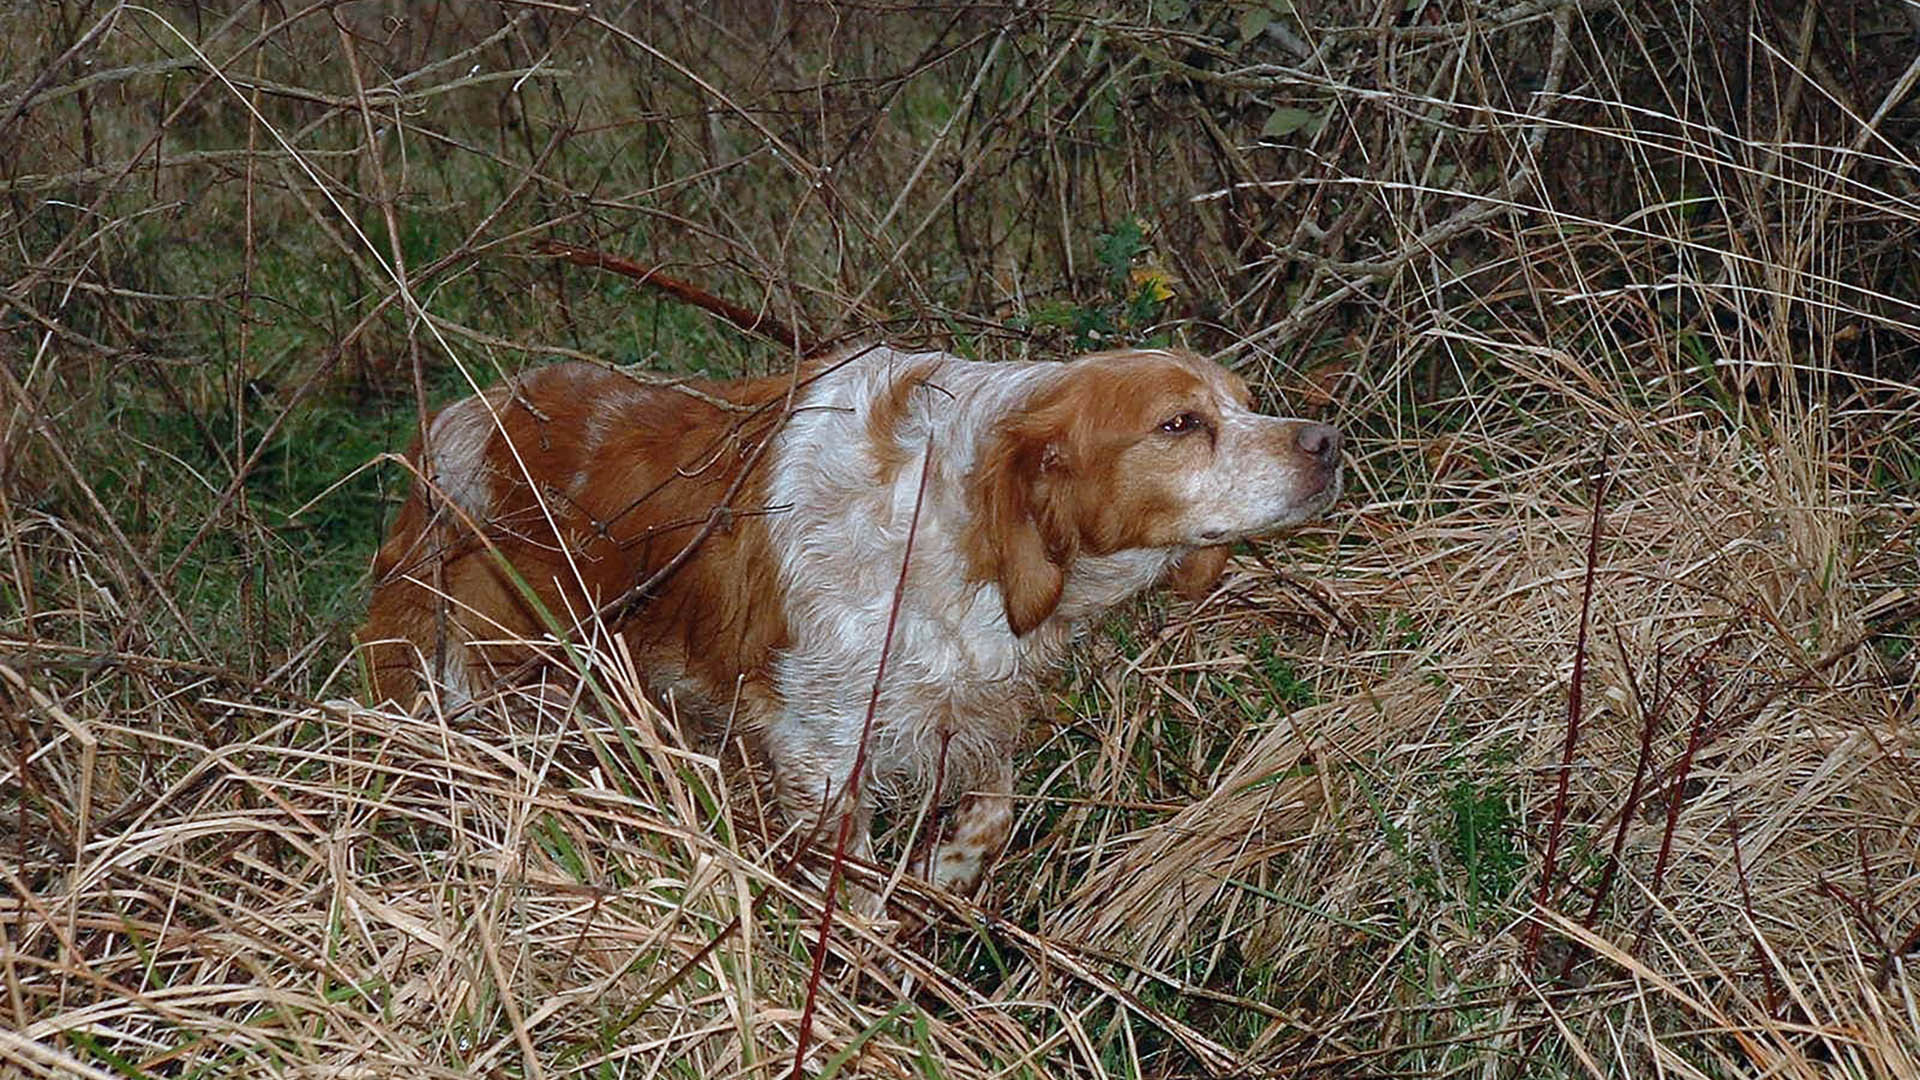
[1130,262,1176,303]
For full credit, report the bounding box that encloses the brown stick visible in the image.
[537,241,818,354]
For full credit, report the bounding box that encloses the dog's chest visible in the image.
[761,356,1045,705]
[765,476,1044,709]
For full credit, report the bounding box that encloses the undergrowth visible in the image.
[4,2,1918,1078]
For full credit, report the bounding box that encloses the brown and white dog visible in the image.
[360,346,1340,897]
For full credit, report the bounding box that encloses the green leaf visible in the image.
[1095,218,1146,277]
[1238,8,1271,42]
[1262,106,1316,138]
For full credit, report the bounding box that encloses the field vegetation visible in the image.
[3,1,1918,1076]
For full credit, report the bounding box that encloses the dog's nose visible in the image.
[1295,423,1342,460]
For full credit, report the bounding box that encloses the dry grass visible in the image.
[4,2,1918,1076]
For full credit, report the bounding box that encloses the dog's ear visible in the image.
[1169,544,1232,600]
[967,423,1077,636]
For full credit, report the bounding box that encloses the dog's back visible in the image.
[360,362,799,712]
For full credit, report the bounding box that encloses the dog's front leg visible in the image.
[916,761,1014,898]
[772,755,884,913]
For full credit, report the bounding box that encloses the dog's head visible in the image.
[968,348,1342,634]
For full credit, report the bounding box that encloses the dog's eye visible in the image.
[1159,412,1204,435]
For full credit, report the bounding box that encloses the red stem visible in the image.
[1526,449,1609,966]
[1728,813,1781,1015]
[1579,645,1664,935]
[790,435,935,1078]
[1648,671,1709,901]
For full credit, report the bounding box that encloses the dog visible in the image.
[360,346,1341,897]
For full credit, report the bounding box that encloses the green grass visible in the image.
[1445,763,1525,928]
